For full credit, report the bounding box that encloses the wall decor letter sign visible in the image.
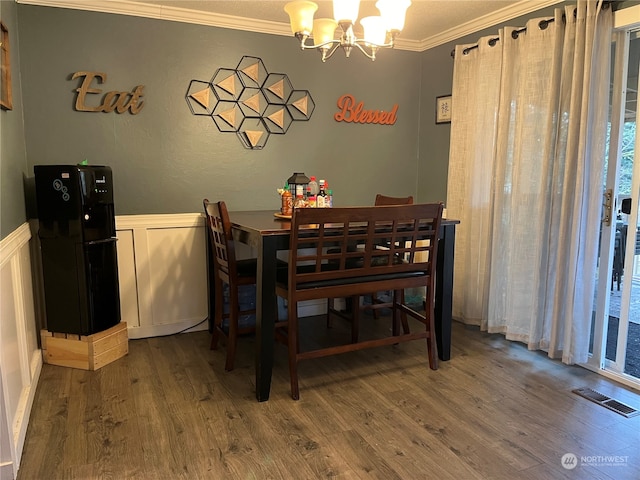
[72,71,145,114]
[334,94,397,125]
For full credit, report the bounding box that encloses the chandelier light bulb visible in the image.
[376,0,412,32]
[333,0,360,24]
[312,18,339,47]
[284,1,318,36]
[360,16,387,46]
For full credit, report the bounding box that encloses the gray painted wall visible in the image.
[417,42,454,205]
[16,5,423,217]
[0,0,28,239]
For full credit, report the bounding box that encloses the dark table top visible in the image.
[229,209,459,236]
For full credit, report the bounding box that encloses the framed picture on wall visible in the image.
[436,94,451,124]
[1,21,12,111]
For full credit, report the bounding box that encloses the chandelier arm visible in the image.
[291,26,397,62]
[352,42,377,61]
[354,39,394,49]
[295,32,341,51]
[321,43,342,62]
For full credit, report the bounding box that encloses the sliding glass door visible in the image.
[589,24,640,387]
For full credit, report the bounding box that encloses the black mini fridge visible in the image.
[35,165,121,335]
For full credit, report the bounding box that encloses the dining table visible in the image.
[223,209,459,402]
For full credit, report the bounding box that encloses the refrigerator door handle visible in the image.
[85,237,118,246]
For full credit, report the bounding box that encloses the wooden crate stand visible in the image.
[41,322,128,370]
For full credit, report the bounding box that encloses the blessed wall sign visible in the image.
[334,94,397,125]
[71,71,145,114]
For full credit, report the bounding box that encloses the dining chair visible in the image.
[203,198,258,371]
[373,194,414,207]
[327,194,414,326]
[368,194,414,317]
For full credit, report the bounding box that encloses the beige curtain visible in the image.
[447,1,613,364]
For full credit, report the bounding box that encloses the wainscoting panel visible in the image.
[114,229,139,328]
[0,223,42,479]
[115,214,209,339]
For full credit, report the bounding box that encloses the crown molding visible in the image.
[416,0,564,51]
[16,0,292,36]
[17,0,565,52]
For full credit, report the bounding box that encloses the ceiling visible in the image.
[18,0,565,51]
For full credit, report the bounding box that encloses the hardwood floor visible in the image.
[17,317,640,479]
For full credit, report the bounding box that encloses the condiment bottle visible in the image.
[324,181,332,207]
[281,185,293,216]
[308,176,319,196]
[317,180,327,207]
[307,194,317,208]
[305,184,316,207]
[294,185,306,209]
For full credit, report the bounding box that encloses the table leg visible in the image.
[255,236,279,402]
[435,223,455,361]
[205,226,215,334]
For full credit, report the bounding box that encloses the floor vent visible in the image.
[573,387,640,418]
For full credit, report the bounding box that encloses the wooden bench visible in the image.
[275,203,443,399]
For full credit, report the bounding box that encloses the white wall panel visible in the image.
[116,214,209,338]
[115,229,140,328]
[146,226,208,326]
[0,223,42,479]
[0,263,21,443]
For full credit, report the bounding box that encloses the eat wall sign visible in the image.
[71,71,145,114]
[334,94,397,125]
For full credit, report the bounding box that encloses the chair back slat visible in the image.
[288,204,443,294]
[203,198,259,371]
[203,199,238,282]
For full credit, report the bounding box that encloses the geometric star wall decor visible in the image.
[185,56,315,150]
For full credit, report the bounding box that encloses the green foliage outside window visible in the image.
[605,121,636,195]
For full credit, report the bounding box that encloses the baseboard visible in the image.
[127,318,209,339]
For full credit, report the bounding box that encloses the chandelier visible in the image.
[284,0,412,62]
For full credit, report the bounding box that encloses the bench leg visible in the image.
[426,297,439,370]
[399,290,409,334]
[350,296,360,343]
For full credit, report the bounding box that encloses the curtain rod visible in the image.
[450,1,613,59]
[450,17,555,58]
